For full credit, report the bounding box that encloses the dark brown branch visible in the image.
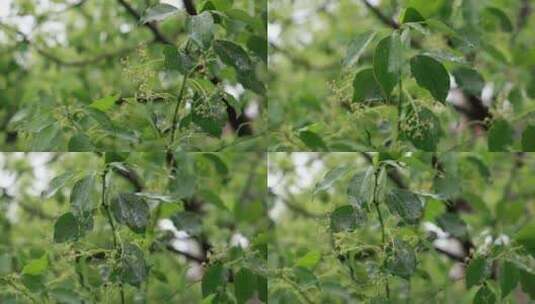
[182,0,197,16]
[361,0,400,29]
[116,0,173,45]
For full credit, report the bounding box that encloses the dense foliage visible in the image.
[0,152,267,303]
[268,0,535,152]
[269,152,535,303]
[0,0,267,151]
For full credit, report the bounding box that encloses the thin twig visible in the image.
[360,0,400,29]
[116,0,172,45]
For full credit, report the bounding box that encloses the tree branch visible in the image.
[116,0,172,45]
[360,0,400,29]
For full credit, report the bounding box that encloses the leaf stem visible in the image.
[168,70,191,148]
[372,167,390,299]
[101,165,124,304]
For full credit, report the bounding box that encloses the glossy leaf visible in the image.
[111,193,149,234]
[453,68,485,96]
[70,175,96,217]
[299,130,328,151]
[234,268,257,304]
[344,31,376,67]
[410,55,450,103]
[352,68,383,103]
[213,40,253,73]
[515,221,535,257]
[330,205,366,232]
[402,7,425,23]
[54,212,80,243]
[385,239,416,279]
[68,133,94,152]
[315,166,350,193]
[436,212,468,239]
[474,285,496,304]
[401,106,442,151]
[171,211,202,236]
[163,45,195,74]
[385,188,423,224]
[186,12,215,49]
[346,167,375,208]
[120,243,148,287]
[141,4,179,24]
[45,172,76,198]
[374,33,402,97]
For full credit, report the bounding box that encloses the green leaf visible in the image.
[53,212,80,243]
[247,35,268,63]
[453,68,485,96]
[315,166,350,193]
[488,119,514,152]
[171,211,202,236]
[499,261,519,298]
[22,254,48,276]
[120,243,148,287]
[401,106,442,151]
[296,250,321,269]
[515,221,535,257]
[481,7,513,32]
[343,31,376,67]
[410,55,450,103]
[202,262,225,298]
[385,239,416,279]
[346,167,375,209]
[199,190,227,210]
[436,212,468,239]
[402,7,425,23]
[465,256,490,289]
[520,269,535,299]
[111,193,150,234]
[385,188,423,224]
[474,285,496,304]
[352,68,384,103]
[186,12,215,49]
[68,133,94,152]
[330,205,366,232]
[374,33,402,97]
[213,40,253,73]
[299,130,328,151]
[521,125,535,151]
[70,175,96,217]
[163,45,195,74]
[141,4,179,24]
[89,95,119,112]
[234,268,257,304]
[202,153,229,178]
[45,172,76,198]
[31,123,62,151]
[104,152,129,163]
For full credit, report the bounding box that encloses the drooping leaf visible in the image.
[70,175,96,217]
[247,35,268,63]
[385,188,423,224]
[401,106,442,151]
[299,130,328,151]
[346,167,375,209]
[352,68,383,103]
[213,40,253,72]
[453,67,485,96]
[521,125,535,151]
[234,268,257,304]
[374,33,402,97]
[410,55,450,103]
[120,243,148,287]
[466,256,490,289]
[45,172,76,198]
[202,262,225,297]
[141,4,179,24]
[474,285,496,304]
[186,12,215,49]
[499,261,519,298]
[402,7,425,23]
[163,45,195,74]
[53,212,80,243]
[111,193,150,234]
[488,119,514,152]
[330,205,366,232]
[171,211,202,236]
[22,254,48,276]
[343,31,376,67]
[315,166,350,193]
[436,212,468,239]
[519,269,535,299]
[68,133,95,152]
[89,95,119,112]
[385,239,417,279]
